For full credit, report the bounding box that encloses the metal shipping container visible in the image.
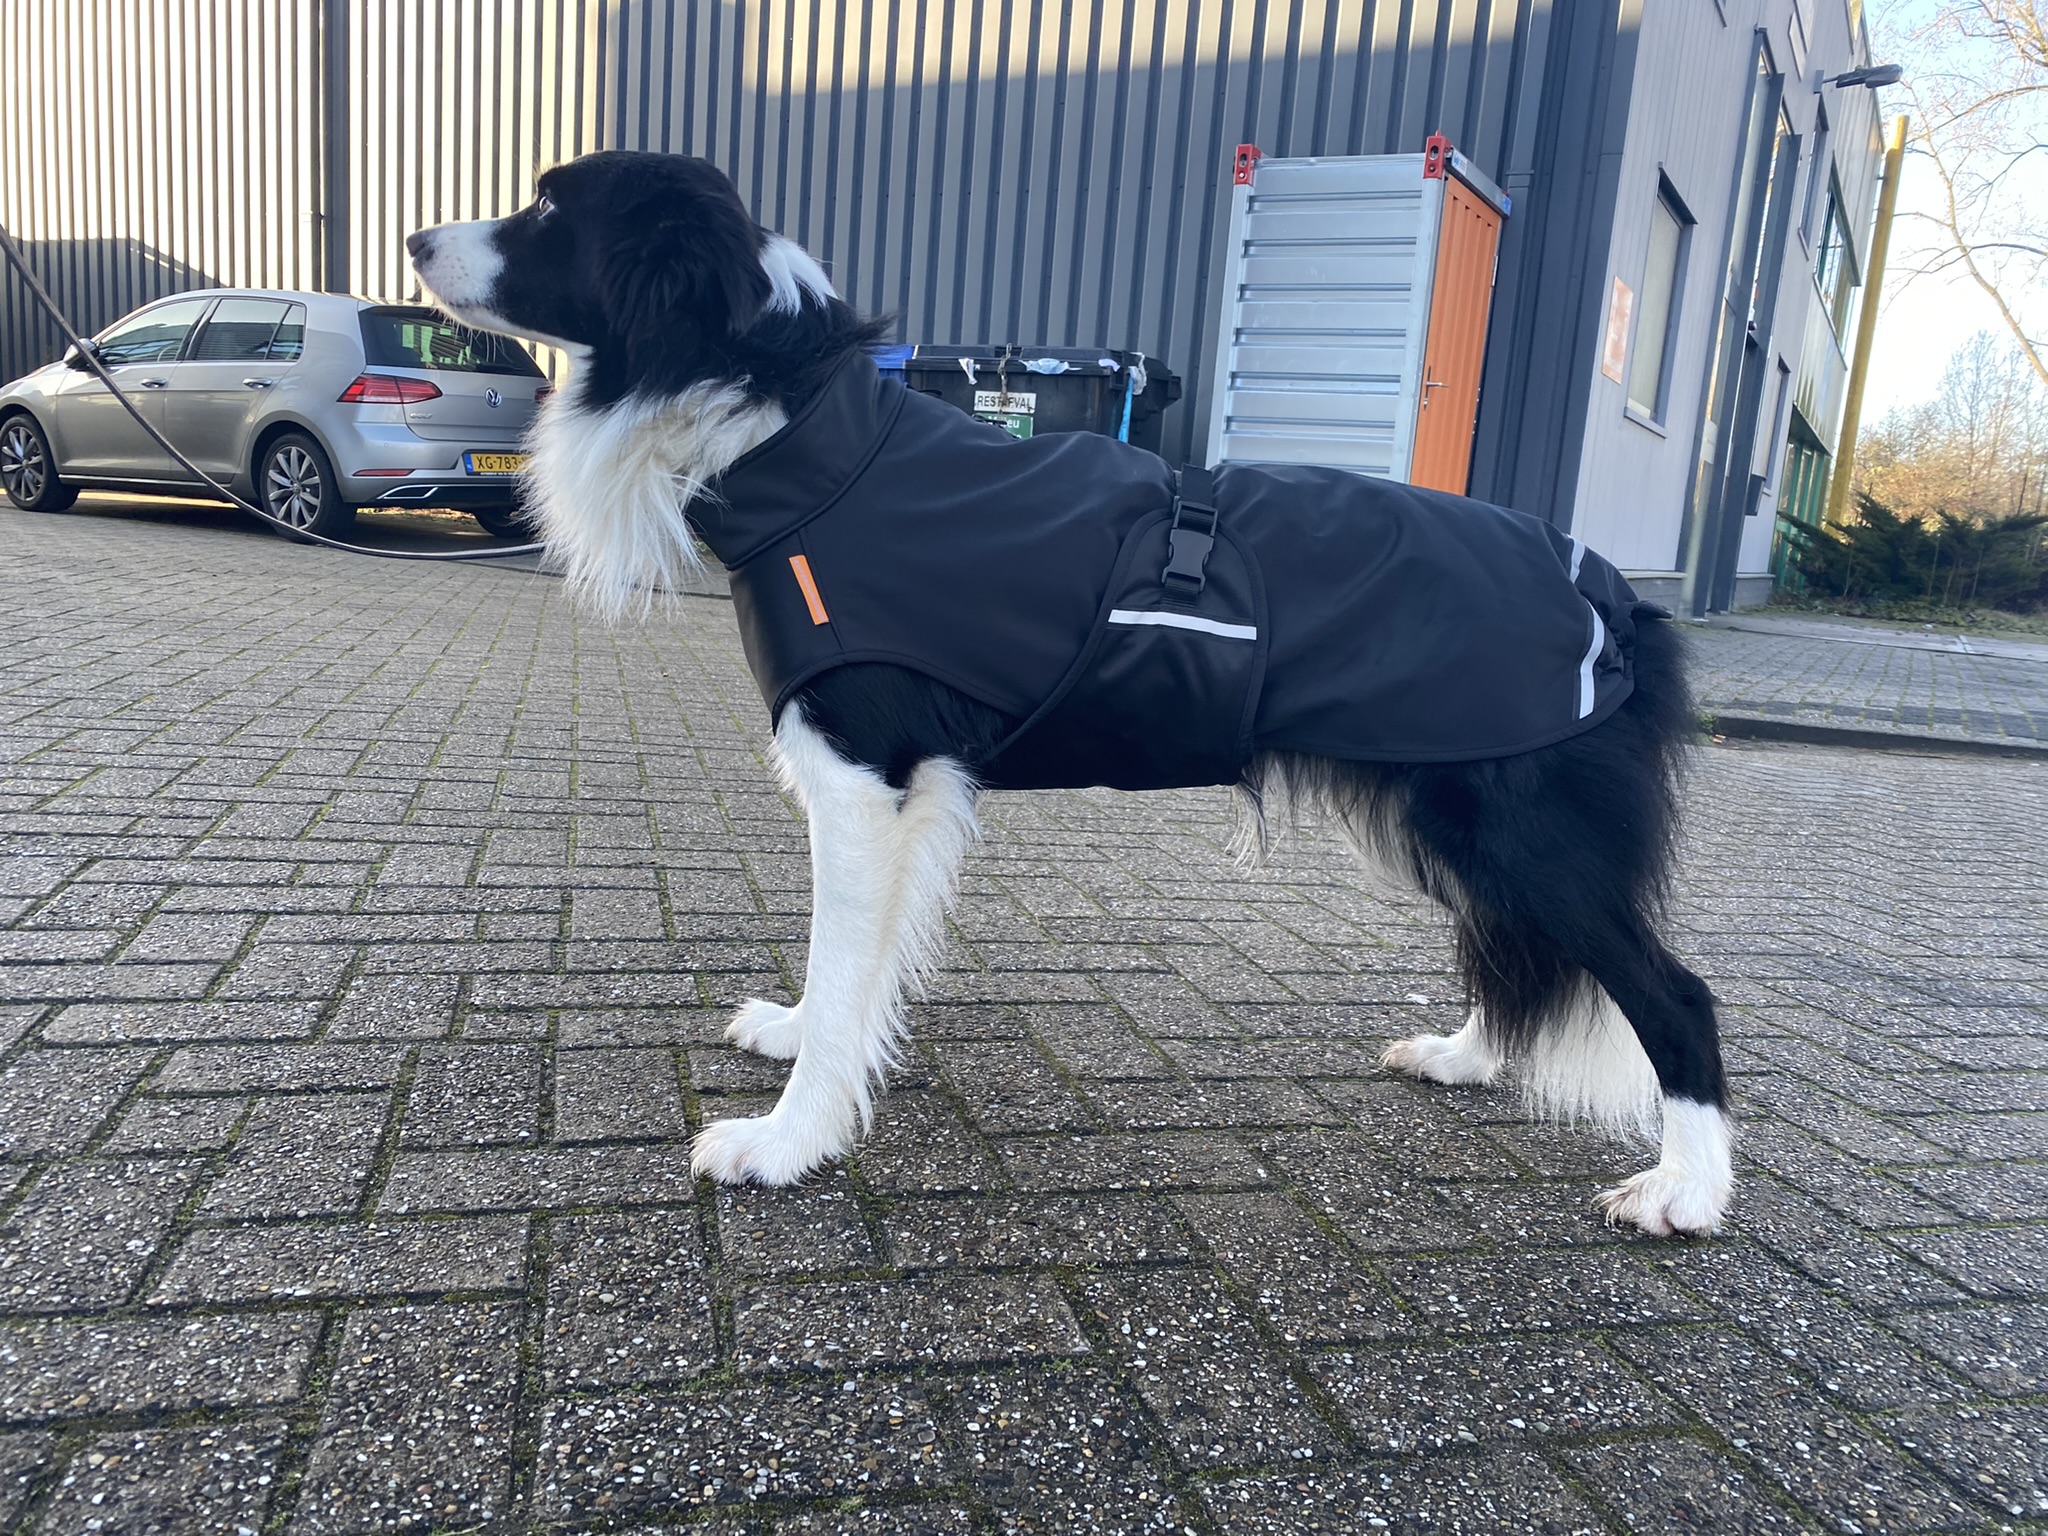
[1205,141,1508,487]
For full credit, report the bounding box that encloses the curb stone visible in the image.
[1702,713,2048,760]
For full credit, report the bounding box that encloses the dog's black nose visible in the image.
[405,230,434,260]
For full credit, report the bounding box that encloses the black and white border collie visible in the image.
[408,150,1733,1237]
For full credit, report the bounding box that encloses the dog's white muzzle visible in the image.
[407,220,514,331]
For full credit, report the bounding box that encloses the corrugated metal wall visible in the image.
[0,0,324,379]
[5,0,1575,467]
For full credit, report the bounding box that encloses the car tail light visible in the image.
[338,374,442,404]
[534,385,554,403]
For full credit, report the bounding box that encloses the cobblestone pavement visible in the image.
[1689,618,2048,748]
[3,503,2047,1535]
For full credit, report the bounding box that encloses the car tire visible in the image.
[256,432,354,541]
[472,504,536,539]
[0,413,79,512]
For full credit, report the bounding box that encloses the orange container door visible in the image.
[1410,177,1502,494]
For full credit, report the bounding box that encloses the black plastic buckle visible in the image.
[1163,465,1218,603]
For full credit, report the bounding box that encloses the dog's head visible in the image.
[407,150,834,393]
[405,152,855,623]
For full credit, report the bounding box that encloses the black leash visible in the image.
[0,217,548,563]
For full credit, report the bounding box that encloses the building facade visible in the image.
[1567,0,1883,612]
[2,0,1882,612]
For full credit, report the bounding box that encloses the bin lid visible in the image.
[901,344,1169,379]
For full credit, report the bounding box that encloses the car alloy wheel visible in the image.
[1,419,48,504]
[264,442,324,530]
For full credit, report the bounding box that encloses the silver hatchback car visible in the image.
[0,288,548,538]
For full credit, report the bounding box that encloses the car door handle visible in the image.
[241,378,273,389]
[137,378,169,389]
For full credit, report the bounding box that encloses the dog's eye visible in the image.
[534,194,555,218]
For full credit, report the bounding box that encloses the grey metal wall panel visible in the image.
[0,0,322,382]
[8,0,1569,471]
[1568,0,1764,571]
[1466,0,1638,528]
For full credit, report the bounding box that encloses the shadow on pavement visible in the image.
[64,491,548,569]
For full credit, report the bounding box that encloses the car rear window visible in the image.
[358,308,544,376]
[190,298,306,362]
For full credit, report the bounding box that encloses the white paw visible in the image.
[1380,1030,1500,1086]
[1594,1164,1730,1237]
[691,1110,848,1186]
[726,998,805,1060]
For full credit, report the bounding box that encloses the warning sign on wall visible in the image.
[1602,278,1634,384]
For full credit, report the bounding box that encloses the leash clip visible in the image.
[1162,465,1218,603]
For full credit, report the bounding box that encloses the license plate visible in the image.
[464,452,529,475]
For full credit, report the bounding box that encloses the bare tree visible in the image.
[1860,331,2048,517]
[1878,0,2048,385]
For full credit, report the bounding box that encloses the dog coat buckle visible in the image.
[1163,466,1219,603]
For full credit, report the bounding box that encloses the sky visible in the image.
[1860,156,2016,419]
[1859,0,2045,420]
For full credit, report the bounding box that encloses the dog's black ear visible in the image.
[598,193,771,344]
[714,239,772,336]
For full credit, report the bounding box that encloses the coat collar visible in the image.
[695,352,904,568]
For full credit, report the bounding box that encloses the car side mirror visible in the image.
[63,342,102,371]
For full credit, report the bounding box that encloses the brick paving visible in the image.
[2,501,2046,1534]
[1689,617,2048,747]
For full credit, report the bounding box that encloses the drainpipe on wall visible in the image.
[318,0,351,295]
[1825,113,1908,528]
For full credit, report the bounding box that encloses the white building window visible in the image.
[1813,174,1861,337]
[1628,181,1692,420]
[1802,101,1831,246]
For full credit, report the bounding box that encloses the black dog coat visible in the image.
[699,354,1646,791]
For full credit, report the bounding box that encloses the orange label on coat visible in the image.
[788,554,830,624]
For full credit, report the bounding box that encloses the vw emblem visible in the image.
[485,388,502,408]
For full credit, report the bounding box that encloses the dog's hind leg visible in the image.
[1431,885,1729,1236]
[1438,912,1729,1236]
[1381,1008,1504,1085]
[1573,939,1732,1237]
[1474,902,1726,1234]
[693,711,978,1185]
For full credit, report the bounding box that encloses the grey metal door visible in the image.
[159,298,301,481]
[1705,112,1801,613]
[50,297,212,479]
[1680,44,1783,616]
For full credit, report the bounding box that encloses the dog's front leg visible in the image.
[692,712,978,1185]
